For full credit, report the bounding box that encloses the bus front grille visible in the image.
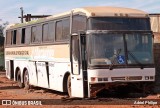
[111,76,142,81]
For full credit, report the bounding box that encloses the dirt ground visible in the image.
[0,72,160,108]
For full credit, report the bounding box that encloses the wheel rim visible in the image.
[17,75,21,84]
[24,71,29,87]
[17,70,22,88]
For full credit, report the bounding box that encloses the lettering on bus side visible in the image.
[36,62,55,67]
[32,48,54,59]
[6,51,29,55]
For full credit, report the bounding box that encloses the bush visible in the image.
[0,66,4,71]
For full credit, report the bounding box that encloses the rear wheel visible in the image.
[23,70,30,90]
[17,70,24,88]
[67,75,71,97]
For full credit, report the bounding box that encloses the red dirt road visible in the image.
[0,72,160,108]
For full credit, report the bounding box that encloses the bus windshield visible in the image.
[88,17,150,30]
[87,33,153,66]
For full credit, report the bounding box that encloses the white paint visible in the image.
[31,48,54,60]
[71,69,84,98]
[36,62,49,88]
[88,68,155,83]
[48,62,56,90]
[28,62,38,85]
[5,60,10,79]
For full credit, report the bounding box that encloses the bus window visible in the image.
[6,31,12,45]
[31,26,36,43]
[16,29,21,45]
[88,17,150,30]
[43,24,49,42]
[25,27,31,44]
[62,18,70,40]
[48,22,55,42]
[55,17,70,41]
[56,21,63,41]
[31,25,42,43]
[72,15,87,33]
[21,28,25,44]
[12,30,17,45]
[36,25,42,43]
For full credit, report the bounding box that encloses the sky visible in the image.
[0,0,160,24]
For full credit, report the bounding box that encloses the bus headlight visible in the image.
[91,77,96,82]
[91,77,108,82]
[145,76,154,80]
[145,76,149,80]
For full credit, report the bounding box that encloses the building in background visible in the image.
[149,14,160,93]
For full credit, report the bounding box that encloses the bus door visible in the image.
[70,32,87,98]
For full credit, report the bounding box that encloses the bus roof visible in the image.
[7,6,148,29]
[74,6,148,17]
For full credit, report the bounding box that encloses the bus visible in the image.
[5,6,155,98]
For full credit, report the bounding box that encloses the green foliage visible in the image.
[0,66,4,71]
[0,49,4,70]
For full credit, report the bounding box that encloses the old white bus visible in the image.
[5,6,155,98]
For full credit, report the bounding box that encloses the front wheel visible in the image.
[23,70,30,90]
[67,75,71,97]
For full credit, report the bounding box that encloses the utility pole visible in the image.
[20,7,24,23]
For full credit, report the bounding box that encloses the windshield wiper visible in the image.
[127,51,144,69]
[109,49,121,70]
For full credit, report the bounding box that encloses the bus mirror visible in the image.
[79,31,86,36]
[79,32,86,44]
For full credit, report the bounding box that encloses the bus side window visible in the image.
[36,25,42,43]
[42,23,49,42]
[55,21,62,41]
[48,22,55,42]
[21,28,25,44]
[6,30,12,46]
[62,18,70,40]
[25,27,31,44]
[31,26,36,43]
[31,25,42,43]
[55,17,70,41]
[72,15,87,33]
[16,29,21,45]
[12,30,17,45]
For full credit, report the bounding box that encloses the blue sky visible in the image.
[0,0,160,24]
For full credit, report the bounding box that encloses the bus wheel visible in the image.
[24,70,30,90]
[17,70,23,88]
[67,75,71,97]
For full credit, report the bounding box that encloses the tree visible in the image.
[0,21,8,69]
[0,21,9,45]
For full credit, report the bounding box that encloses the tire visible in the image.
[67,75,71,97]
[17,70,24,88]
[23,70,30,90]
